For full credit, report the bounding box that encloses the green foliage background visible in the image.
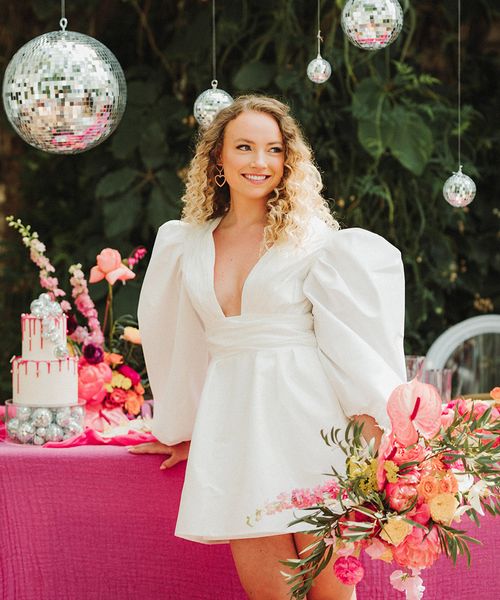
[0,0,499,399]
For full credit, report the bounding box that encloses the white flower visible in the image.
[465,480,491,516]
[453,472,474,493]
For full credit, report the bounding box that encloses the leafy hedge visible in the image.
[0,0,499,399]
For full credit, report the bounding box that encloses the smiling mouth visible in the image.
[242,174,271,183]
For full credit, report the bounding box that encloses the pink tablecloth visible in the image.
[0,439,498,600]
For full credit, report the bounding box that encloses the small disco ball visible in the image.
[342,0,403,50]
[193,81,233,128]
[443,166,476,207]
[2,30,127,154]
[307,56,332,84]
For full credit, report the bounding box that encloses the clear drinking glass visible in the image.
[421,368,453,403]
[405,355,426,381]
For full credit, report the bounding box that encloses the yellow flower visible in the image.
[384,460,399,483]
[121,326,142,345]
[347,457,365,478]
[429,493,459,525]
[111,371,132,390]
[380,517,413,547]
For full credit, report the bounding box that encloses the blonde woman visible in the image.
[129,95,406,599]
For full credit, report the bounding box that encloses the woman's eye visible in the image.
[237,144,251,151]
[270,147,283,153]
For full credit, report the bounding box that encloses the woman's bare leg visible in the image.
[293,532,357,600]
[230,533,304,600]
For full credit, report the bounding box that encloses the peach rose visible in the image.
[429,493,459,525]
[392,527,440,569]
[121,326,141,345]
[385,481,418,512]
[104,352,124,366]
[439,473,459,495]
[78,361,113,405]
[392,442,426,466]
[417,475,440,502]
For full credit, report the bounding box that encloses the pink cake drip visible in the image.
[11,356,78,394]
[21,313,66,351]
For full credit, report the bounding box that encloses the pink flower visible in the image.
[104,388,128,408]
[385,480,419,512]
[392,442,426,466]
[333,556,365,585]
[407,502,431,525]
[60,300,72,312]
[392,526,440,569]
[75,293,95,313]
[117,364,141,386]
[387,378,443,446]
[71,326,89,344]
[390,569,425,600]
[89,248,136,285]
[440,407,455,430]
[365,538,393,563]
[78,360,113,405]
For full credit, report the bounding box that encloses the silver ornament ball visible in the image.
[45,423,64,442]
[38,293,52,305]
[17,422,36,443]
[54,344,69,359]
[71,406,85,419]
[307,56,332,84]
[36,427,48,438]
[443,166,476,207]
[33,435,46,446]
[48,302,63,317]
[48,330,61,344]
[31,408,53,427]
[17,406,32,422]
[55,407,72,427]
[193,82,233,128]
[342,0,403,50]
[2,30,127,154]
[6,417,20,438]
[30,300,45,318]
[64,419,84,437]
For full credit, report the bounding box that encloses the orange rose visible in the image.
[417,475,440,502]
[134,382,145,395]
[439,473,458,495]
[125,390,144,416]
[104,352,124,367]
[490,387,500,401]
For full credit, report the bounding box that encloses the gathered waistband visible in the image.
[205,313,317,359]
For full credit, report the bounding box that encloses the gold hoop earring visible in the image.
[215,165,226,188]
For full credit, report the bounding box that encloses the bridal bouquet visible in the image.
[6,216,150,428]
[251,381,500,600]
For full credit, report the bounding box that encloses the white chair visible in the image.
[426,314,500,396]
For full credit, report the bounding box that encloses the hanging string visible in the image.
[457,0,461,169]
[60,0,68,31]
[316,0,322,57]
[211,0,217,87]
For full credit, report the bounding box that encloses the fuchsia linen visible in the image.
[0,431,499,599]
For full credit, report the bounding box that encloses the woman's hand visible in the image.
[126,440,190,469]
[351,414,383,453]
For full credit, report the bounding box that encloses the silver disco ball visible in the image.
[193,81,233,128]
[443,166,476,208]
[2,30,127,154]
[307,56,332,84]
[342,0,403,50]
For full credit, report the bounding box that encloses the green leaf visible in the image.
[155,170,184,205]
[233,62,276,90]
[139,124,168,170]
[96,168,138,199]
[387,106,434,175]
[102,191,142,238]
[147,186,180,228]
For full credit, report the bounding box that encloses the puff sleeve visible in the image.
[138,221,209,445]
[303,227,406,430]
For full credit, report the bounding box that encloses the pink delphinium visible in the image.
[333,555,365,585]
[69,263,104,347]
[7,216,66,300]
[127,246,147,268]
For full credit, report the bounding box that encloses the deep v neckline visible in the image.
[208,216,272,319]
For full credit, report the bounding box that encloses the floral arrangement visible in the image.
[250,381,500,600]
[6,216,149,428]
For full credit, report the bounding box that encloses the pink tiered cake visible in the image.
[11,313,78,406]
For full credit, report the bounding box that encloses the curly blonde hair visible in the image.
[181,95,339,248]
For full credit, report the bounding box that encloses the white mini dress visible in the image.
[137,215,406,544]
